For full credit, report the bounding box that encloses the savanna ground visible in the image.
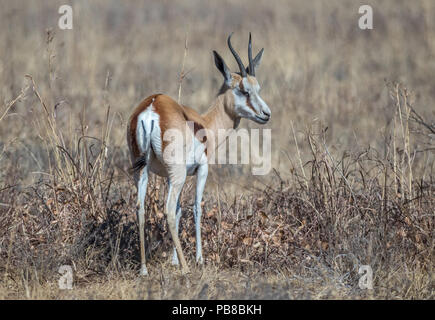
[0,0,433,299]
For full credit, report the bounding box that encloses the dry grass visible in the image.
[0,0,434,299]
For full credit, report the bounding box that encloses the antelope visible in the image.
[127,33,270,275]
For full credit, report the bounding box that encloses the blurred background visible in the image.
[1,0,434,189]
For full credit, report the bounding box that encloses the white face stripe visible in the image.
[232,77,271,124]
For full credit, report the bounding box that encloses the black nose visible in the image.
[262,110,270,118]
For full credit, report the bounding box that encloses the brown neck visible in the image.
[203,91,239,128]
[202,90,240,154]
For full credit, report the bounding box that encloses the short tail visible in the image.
[130,119,154,173]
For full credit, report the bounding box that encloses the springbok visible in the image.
[127,33,270,275]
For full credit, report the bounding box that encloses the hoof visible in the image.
[140,265,148,276]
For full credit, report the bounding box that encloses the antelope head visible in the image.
[213,33,271,124]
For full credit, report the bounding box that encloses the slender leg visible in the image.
[166,171,189,273]
[194,163,208,264]
[171,197,182,265]
[137,166,149,276]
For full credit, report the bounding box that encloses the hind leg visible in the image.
[136,166,149,276]
[166,169,189,273]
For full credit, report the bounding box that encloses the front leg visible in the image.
[194,163,208,264]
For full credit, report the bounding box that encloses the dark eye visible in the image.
[243,91,250,97]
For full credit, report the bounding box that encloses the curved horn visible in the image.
[227,33,247,77]
[248,32,254,76]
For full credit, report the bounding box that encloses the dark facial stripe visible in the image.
[246,97,257,114]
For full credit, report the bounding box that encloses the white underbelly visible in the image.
[148,142,206,177]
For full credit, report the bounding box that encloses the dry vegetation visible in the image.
[0,0,434,299]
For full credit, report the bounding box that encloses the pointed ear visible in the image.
[246,48,264,75]
[213,50,232,84]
